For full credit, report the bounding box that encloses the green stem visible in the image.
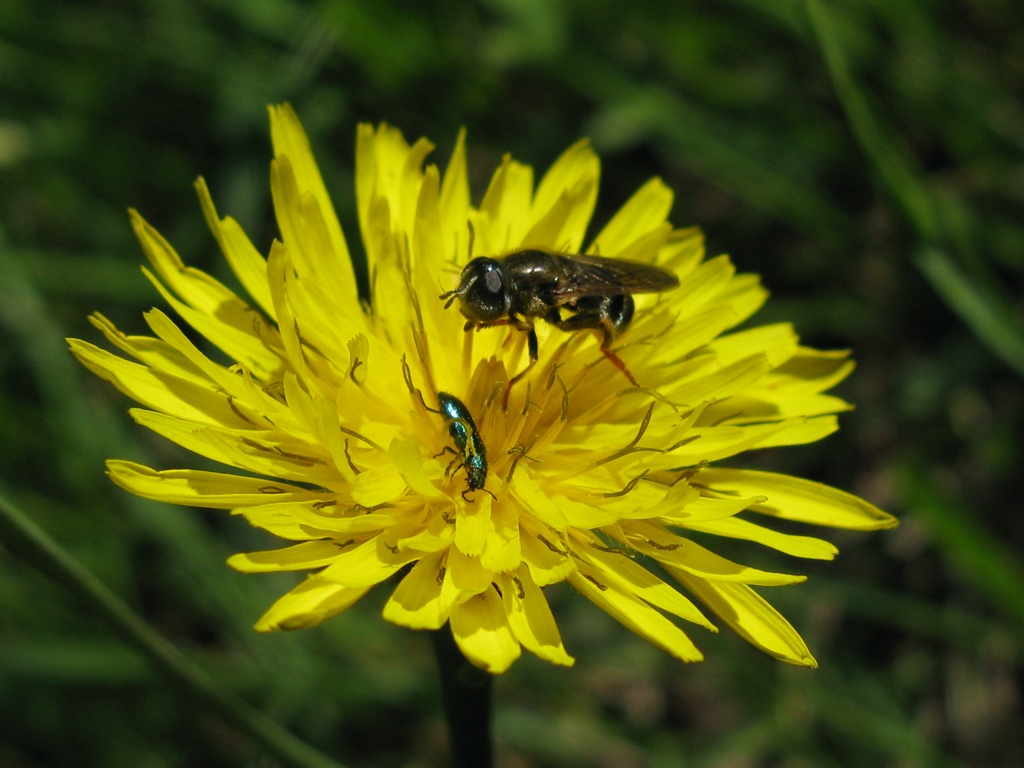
[0,490,345,768]
[433,628,494,768]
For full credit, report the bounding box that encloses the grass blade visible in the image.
[0,490,347,768]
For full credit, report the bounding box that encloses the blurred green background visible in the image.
[2,0,1023,765]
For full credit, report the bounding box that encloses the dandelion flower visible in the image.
[69,105,896,674]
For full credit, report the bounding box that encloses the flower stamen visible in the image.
[505,442,541,483]
[342,439,360,475]
[601,470,650,498]
[227,396,260,426]
[338,425,384,452]
[509,574,525,599]
[538,534,569,556]
[594,403,655,467]
[583,574,608,591]
[240,438,323,466]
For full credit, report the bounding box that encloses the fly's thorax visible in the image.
[502,250,564,318]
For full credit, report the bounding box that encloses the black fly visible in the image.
[440,248,678,399]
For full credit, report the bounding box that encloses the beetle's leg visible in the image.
[463,486,498,502]
[445,455,465,480]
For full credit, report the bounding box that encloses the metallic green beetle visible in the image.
[436,392,490,501]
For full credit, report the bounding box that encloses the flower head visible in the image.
[70,105,895,673]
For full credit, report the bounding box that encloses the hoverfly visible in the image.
[440,248,678,393]
[435,392,493,501]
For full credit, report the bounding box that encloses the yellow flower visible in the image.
[69,105,896,674]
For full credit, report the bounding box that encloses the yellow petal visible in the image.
[411,166,465,379]
[130,409,339,487]
[87,313,209,386]
[317,537,414,587]
[700,391,852,425]
[529,139,599,252]
[697,468,896,530]
[648,421,791,468]
[269,154,366,347]
[498,569,574,667]
[644,305,741,367]
[751,415,839,447]
[613,224,672,278]
[591,177,673,257]
[708,323,799,368]
[106,460,320,508]
[772,346,855,388]
[141,308,290,423]
[668,354,772,406]
[235,501,396,541]
[547,494,623,528]
[195,177,276,319]
[669,570,817,667]
[446,542,493,599]
[228,539,356,573]
[69,340,249,428]
[351,462,408,507]
[523,174,597,251]
[268,103,354,295]
[480,499,522,573]
[254,576,370,631]
[683,516,838,560]
[382,550,448,630]
[132,213,285,380]
[510,469,568,530]
[234,503,330,541]
[450,587,521,673]
[712,272,768,327]
[657,489,755,524]
[627,521,806,586]
[519,526,575,587]
[478,155,534,252]
[454,493,492,557]
[129,209,251,318]
[658,226,706,276]
[389,437,448,501]
[653,417,837,468]
[671,255,735,316]
[568,567,704,663]
[575,539,714,628]
[439,127,469,261]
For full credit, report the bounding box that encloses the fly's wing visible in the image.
[550,252,679,304]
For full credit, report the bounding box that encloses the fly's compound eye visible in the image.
[460,258,509,322]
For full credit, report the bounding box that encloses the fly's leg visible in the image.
[502,324,538,410]
[555,295,640,387]
[599,345,640,387]
[460,315,537,410]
